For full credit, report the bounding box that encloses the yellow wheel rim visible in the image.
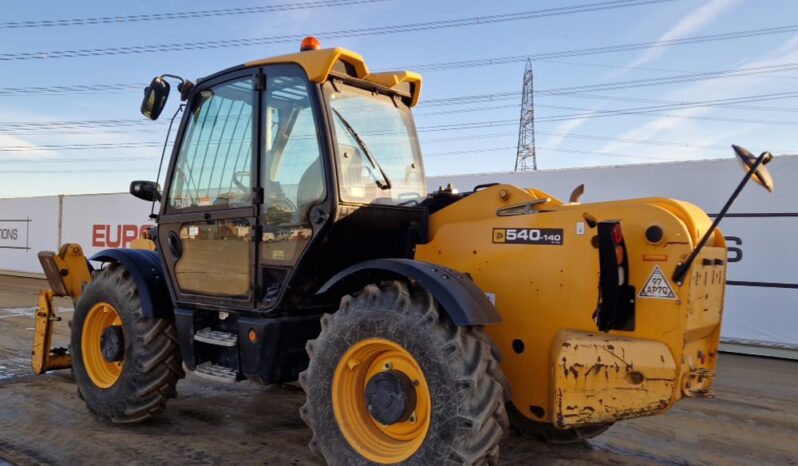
[332,338,431,464]
[81,302,123,388]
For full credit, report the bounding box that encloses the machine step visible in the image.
[193,362,239,383]
[194,327,238,347]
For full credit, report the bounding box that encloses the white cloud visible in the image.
[542,108,599,149]
[616,0,743,74]
[596,33,798,158]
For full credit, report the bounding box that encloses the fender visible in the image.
[317,258,501,326]
[90,249,173,319]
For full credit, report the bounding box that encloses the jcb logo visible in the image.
[493,229,506,243]
[92,224,152,248]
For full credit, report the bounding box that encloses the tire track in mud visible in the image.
[1,285,797,466]
[2,367,797,466]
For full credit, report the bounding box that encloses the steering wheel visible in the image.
[397,192,422,206]
[271,196,296,212]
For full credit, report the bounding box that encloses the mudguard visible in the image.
[317,258,501,326]
[90,249,173,319]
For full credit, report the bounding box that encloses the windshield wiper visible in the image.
[332,108,392,190]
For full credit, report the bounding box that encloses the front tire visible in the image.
[71,263,184,423]
[299,281,509,465]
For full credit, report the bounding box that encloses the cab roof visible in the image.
[231,47,422,107]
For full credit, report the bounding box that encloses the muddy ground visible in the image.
[1,275,796,465]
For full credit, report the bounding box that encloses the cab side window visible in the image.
[168,78,254,210]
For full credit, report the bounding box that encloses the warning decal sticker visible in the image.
[639,265,677,299]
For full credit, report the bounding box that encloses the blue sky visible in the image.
[1,0,797,197]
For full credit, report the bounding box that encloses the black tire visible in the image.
[299,281,509,466]
[71,263,184,423]
[507,403,612,444]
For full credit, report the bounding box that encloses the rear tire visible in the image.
[299,281,509,465]
[71,263,184,423]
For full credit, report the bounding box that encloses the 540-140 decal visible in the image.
[493,228,564,245]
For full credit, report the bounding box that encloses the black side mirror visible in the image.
[130,180,162,202]
[141,77,170,120]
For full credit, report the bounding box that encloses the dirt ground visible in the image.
[1,275,797,466]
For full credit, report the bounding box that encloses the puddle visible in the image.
[0,354,31,380]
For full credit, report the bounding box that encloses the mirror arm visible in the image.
[671,150,769,285]
[160,74,193,101]
[149,104,185,220]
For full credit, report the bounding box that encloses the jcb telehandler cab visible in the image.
[36,37,775,465]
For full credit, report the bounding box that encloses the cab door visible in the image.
[257,65,331,308]
[157,70,260,310]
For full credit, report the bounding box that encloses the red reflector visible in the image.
[300,36,321,52]
[612,224,623,244]
[615,245,625,265]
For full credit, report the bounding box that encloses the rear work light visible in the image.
[595,221,635,332]
[611,223,623,245]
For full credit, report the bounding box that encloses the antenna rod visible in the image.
[672,151,769,285]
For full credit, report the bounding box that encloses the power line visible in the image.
[3,130,791,166]
[5,126,791,162]
[4,76,798,135]
[1,101,794,150]
[0,0,388,29]
[0,145,675,171]
[536,58,798,81]
[0,142,162,152]
[0,1,678,61]
[0,156,158,164]
[423,131,519,144]
[560,93,798,113]
[535,130,796,153]
[3,90,796,146]
[424,145,679,162]
[0,119,158,130]
[0,168,153,174]
[404,24,798,72]
[414,91,798,119]
[3,23,798,96]
[534,92,798,123]
[421,62,798,107]
[0,83,143,96]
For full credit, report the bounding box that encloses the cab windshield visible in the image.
[325,82,425,206]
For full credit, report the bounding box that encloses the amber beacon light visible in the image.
[300,36,321,51]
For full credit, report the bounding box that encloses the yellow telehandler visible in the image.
[33,37,774,465]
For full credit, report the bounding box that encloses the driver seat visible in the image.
[296,157,325,222]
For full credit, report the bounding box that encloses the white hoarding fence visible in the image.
[0,196,60,274]
[1,156,795,355]
[60,193,154,260]
[0,193,152,275]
